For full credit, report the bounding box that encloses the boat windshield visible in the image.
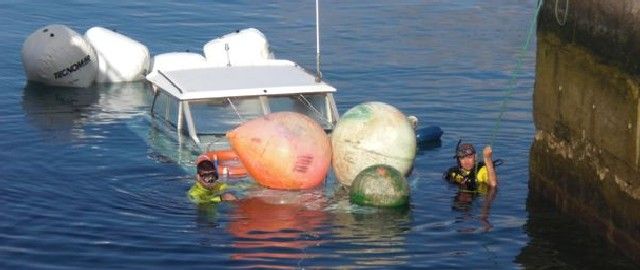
[268,94,332,128]
[188,93,334,135]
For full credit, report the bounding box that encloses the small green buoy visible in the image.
[349,164,410,207]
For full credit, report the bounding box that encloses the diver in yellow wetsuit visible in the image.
[444,141,500,192]
[188,154,237,204]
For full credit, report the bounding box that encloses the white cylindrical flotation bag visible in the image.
[147,52,208,79]
[203,28,274,67]
[84,26,150,83]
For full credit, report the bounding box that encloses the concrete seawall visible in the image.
[538,0,640,74]
[532,0,640,263]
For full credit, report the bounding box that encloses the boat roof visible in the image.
[146,65,336,101]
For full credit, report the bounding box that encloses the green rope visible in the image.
[488,0,544,147]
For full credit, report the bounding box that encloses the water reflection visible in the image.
[227,189,328,264]
[516,189,638,269]
[22,82,100,141]
[330,187,412,267]
[416,138,442,153]
[94,81,150,120]
[22,81,151,141]
[451,187,496,233]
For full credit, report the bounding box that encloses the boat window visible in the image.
[189,96,263,134]
[150,91,180,128]
[269,93,333,129]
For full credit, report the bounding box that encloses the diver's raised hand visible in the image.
[483,145,493,162]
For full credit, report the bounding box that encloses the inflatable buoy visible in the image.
[203,28,274,67]
[84,26,150,83]
[147,52,209,79]
[227,112,331,190]
[332,102,416,186]
[201,149,248,177]
[407,115,443,144]
[416,125,443,144]
[21,24,98,88]
[350,164,410,207]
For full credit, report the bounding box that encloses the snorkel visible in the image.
[196,154,220,189]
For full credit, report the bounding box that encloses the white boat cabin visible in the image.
[145,64,339,149]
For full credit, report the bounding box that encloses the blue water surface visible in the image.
[1,1,637,269]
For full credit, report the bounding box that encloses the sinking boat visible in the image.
[145,63,339,151]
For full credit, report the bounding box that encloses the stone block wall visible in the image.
[532,0,640,263]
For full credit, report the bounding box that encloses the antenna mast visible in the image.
[315,0,323,82]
